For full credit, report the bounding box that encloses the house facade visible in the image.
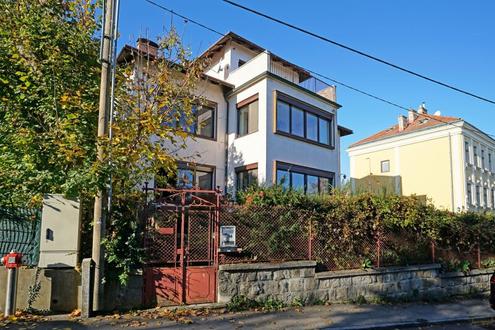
[118,32,352,195]
[348,104,495,212]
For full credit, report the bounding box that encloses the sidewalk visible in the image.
[5,298,495,329]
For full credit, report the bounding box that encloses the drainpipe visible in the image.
[223,91,230,197]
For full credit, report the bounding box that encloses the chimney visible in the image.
[317,85,337,102]
[418,102,427,114]
[408,109,418,124]
[398,115,407,131]
[136,38,159,57]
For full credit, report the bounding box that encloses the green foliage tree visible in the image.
[0,0,208,282]
[0,0,101,205]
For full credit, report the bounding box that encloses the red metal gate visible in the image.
[143,189,220,306]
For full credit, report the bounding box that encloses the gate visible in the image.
[143,189,220,306]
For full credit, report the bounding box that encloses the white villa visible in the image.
[118,32,352,195]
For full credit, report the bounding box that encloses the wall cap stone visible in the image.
[315,264,441,280]
[440,268,495,279]
[219,260,316,272]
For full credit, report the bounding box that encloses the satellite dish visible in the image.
[434,110,441,116]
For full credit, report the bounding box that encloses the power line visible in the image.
[142,0,495,139]
[222,0,495,106]
[144,0,224,36]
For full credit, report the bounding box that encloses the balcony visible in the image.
[226,51,336,102]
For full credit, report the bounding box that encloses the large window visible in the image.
[176,163,214,190]
[474,146,478,167]
[238,98,258,137]
[236,164,258,191]
[492,188,495,209]
[489,153,493,172]
[275,93,333,147]
[476,185,481,205]
[483,187,488,207]
[275,161,334,194]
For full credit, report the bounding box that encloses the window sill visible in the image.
[274,130,334,150]
[236,130,259,139]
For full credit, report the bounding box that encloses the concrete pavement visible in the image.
[4,298,495,329]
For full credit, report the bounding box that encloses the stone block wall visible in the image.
[218,262,494,304]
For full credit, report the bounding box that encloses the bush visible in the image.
[237,186,495,270]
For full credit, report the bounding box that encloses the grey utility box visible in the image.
[39,194,81,268]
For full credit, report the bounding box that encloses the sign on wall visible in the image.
[220,226,236,249]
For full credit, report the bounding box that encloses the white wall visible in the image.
[265,78,340,185]
[226,80,268,194]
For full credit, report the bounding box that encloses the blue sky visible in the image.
[118,0,495,177]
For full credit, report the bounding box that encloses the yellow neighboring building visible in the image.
[348,104,495,212]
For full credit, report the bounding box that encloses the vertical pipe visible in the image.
[180,193,186,303]
[4,268,17,317]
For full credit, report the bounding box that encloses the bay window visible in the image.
[275,91,333,147]
[275,161,335,194]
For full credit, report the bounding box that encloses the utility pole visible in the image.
[92,0,117,312]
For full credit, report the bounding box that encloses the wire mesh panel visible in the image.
[144,206,178,266]
[379,228,433,267]
[219,206,311,264]
[187,209,214,265]
[0,207,41,266]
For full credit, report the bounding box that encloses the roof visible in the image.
[116,44,235,89]
[349,113,462,148]
[338,125,353,137]
[197,31,312,82]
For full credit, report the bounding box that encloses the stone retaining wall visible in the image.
[218,262,493,304]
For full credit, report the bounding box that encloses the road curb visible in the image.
[325,314,495,330]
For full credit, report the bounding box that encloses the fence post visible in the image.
[308,216,312,260]
[375,233,381,268]
[477,243,481,269]
[431,240,436,263]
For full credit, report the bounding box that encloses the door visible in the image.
[143,189,219,306]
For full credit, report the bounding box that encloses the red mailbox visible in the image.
[1,252,22,269]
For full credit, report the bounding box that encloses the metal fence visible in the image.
[0,207,41,266]
[217,205,495,272]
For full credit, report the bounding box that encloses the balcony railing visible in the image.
[269,56,335,100]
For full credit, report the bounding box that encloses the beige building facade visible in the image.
[348,105,495,212]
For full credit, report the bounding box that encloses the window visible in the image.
[465,142,470,164]
[275,161,335,194]
[238,59,246,68]
[306,113,318,141]
[318,118,330,145]
[168,103,216,139]
[489,153,492,172]
[176,164,214,190]
[483,187,488,207]
[381,160,390,173]
[195,104,215,139]
[482,149,485,169]
[467,183,472,205]
[492,188,495,209]
[275,92,333,147]
[238,99,258,136]
[474,146,478,167]
[276,101,290,133]
[476,185,481,205]
[236,165,258,191]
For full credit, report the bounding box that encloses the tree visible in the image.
[0,0,100,205]
[102,29,209,283]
